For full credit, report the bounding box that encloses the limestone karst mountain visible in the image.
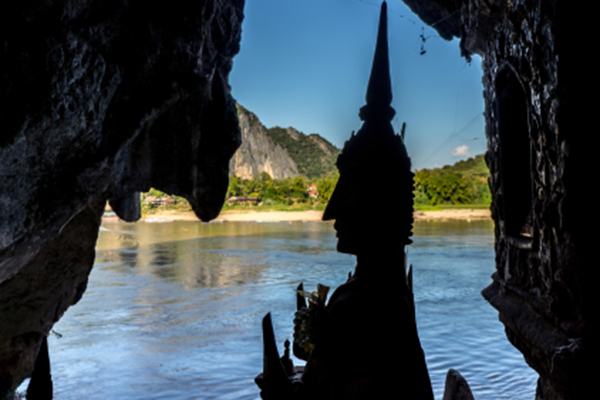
[230,104,339,180]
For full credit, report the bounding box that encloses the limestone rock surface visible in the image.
[230,105,299,180]
[229,105,339,180]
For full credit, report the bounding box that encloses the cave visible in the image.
[0,1,591,400]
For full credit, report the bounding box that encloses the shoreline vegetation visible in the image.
[103,206,491,223]
[114,154,493,224]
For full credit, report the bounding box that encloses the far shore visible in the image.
[103,208,491,223]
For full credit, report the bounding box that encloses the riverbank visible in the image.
[414,208,491,221]
[106,208,491,223]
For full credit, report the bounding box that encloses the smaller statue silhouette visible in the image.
[255,2,434,399]
[26,336,53,400]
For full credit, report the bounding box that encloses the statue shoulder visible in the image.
[326,277,361,307]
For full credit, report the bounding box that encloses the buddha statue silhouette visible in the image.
[256,2,433,399]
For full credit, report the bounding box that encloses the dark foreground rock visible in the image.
[442,369,474,400]
[0,1,244,396]
[403,1,590,399]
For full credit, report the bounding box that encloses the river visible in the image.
[24,219,538,399]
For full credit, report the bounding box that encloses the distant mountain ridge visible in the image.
[230,104,340,180]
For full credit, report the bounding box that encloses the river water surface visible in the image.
[29,219,537,399]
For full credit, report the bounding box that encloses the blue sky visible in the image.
[230,0,485,170]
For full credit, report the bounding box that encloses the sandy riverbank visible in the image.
[124,208,491,223]
[413,208,491,221]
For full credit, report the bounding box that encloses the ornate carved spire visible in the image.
[335,0,409,171]
[363,1,393,121]
[324,0,414,247]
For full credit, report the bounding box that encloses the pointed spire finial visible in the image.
[365,1,392,110]
[323,0,413,247]
[359,1,395,123]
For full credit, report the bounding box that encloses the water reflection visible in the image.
[38,220,537,400]
[98,221,342,292]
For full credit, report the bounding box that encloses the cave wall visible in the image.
[1,1,591,398]
[480,4,584,399]
[0,1,244,396]
[403,1,589,399]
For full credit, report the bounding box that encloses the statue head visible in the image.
[323,1,414,256]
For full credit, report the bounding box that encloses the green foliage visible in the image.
[225,155,489,211]
[141,188,187,205]
[225,172,339,209]
[316,171,339,202]
[140,188,191,214]
[227,175,243,197]
[266,127,339,179]
[143,154,489,214]
[413,154,491,206]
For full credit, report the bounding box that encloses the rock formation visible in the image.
[230,105,339,180]
[265,126,339,180]
[0,1,244,397]
[230,105,300,179]
[308,134,338,158]
[402,1,589,399]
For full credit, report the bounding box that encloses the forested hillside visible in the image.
[266,126,339,179]
[414,154,491,206]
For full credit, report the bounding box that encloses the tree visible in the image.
[317,172,339,202]
[228,175,243,197]
[413,155,490,206]
[290,176,308,203]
